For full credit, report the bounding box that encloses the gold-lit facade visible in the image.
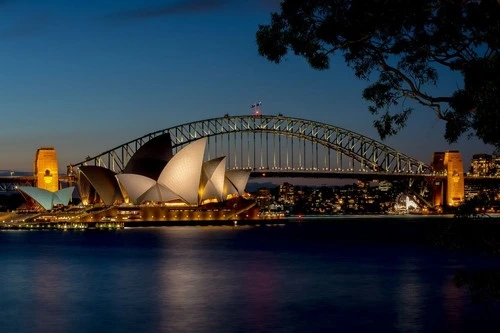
[444,151,464,207]
[431,151,464,207]
[34,147,59,192]
[431,152,445,207]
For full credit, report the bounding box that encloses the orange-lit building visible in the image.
[444,151,464,207]
[34,147,59,192]
[431,152,445,207]
[431,151,464,207]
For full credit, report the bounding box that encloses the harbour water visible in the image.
[1,221,499,333]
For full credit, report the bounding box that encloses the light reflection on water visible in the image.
[396,261,424,333]
[0,226,499,333]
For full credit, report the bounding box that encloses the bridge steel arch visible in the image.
[70,115,432,176]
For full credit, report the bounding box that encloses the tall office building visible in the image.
[34,147,59,192]
[469,154,493,176]
[279,182,295,204]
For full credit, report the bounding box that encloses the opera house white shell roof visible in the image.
[224,170,251,197]
[157,137,207,205]
[76,134,251,206]
[116,174,180,205]
[18,186,75,211]
[200,157,226,203]
[78,166,124,206]
[122,133,173,180]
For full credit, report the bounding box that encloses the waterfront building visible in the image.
[255,188,272,208]
[464,184,481,200]
[469,154,493,176]
[78,135,250,207]
[378,180,392,192]
[494,156,500,176]
[15,147,76,211]
[17,186,74,211]
[279,182,295,204]
[17,134,251,216]
[78,166,124,206]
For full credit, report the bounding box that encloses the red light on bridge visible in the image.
[262,172,266,177]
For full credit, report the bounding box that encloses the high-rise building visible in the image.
[494,156,500,176]
[469,154,493,176]
[279,182,295,204]
[378,180,392,192]
[34,147,59,192]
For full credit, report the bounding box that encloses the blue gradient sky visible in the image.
[0,0,493,172]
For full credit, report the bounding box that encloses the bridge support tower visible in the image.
[34,147,59,192]
[431,151,464,207]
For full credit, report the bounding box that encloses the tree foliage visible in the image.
[256,0,500,148]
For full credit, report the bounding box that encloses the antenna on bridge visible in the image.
[251,101,262,116]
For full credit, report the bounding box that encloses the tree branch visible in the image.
[375,54,452,119]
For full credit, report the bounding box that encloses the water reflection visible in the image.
[1,228,499,333]
[396,261,424,333]
[160,248,218,331]
[242,252,279,332]
[443,274,465,333]
[31,256,72,333]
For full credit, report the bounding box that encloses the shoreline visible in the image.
[2,213,500,227]
[2,215,499,254]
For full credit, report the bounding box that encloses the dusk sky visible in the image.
[0,0,494,172]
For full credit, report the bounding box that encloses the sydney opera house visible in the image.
[18,134,255,222]
[17,186,75,211]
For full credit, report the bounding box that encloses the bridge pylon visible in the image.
[34,147,59,191]
[431,151,464,208]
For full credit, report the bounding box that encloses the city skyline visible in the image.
[0,0,494,171]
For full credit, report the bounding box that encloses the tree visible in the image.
[256,0,500,148]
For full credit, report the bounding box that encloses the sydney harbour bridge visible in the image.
[2,114,497,203]
[70,114,434,179]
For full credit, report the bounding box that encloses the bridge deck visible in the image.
[1,173,498,184]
